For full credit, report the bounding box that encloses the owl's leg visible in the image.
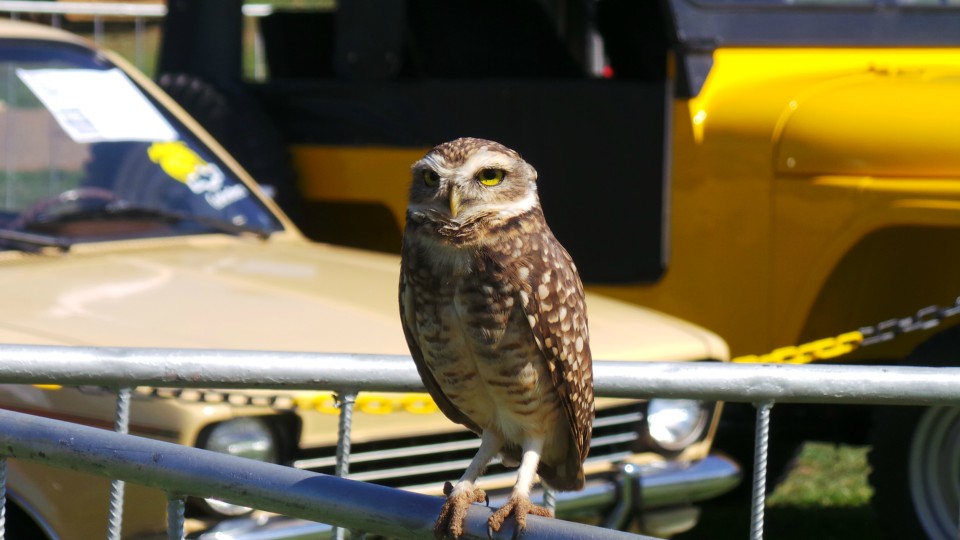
[487,435,553,534]
[435,430,502,539]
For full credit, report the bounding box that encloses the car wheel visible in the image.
[869,404,960,540]
[869,327,960,539]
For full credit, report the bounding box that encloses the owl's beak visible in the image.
[448,187,462,218]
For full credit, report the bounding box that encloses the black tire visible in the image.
[156,73,303,223]
[869,328,960,540]
[4,500,51,539]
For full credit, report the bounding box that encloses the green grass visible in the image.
[674,443,884,539]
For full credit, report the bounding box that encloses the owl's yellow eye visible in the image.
[477,168,505,186]
[422,170,440,187]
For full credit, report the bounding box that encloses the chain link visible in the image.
[129,387,441,414]
[733,296,960,364]
[133,386,301,410]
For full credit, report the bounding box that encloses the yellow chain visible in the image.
[295,392,440,415]
[732,331,864,364]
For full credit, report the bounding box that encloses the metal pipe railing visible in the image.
[0,408,651,540]
[5,343,960,539]
[0,1,273,77]
[0,1,272,17]
[2,344,960,405]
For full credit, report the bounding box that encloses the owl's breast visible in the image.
[410,270,562,443]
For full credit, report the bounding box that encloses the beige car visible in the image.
[0,20,738,540]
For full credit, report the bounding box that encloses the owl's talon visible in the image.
[434,483,488,539]
[488,494,554,534]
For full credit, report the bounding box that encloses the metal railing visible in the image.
[0,1,272,78]
[2,344,960,539]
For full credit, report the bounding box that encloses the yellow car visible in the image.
[0,19,737,540]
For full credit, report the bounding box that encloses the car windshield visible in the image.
[0,40,283,251]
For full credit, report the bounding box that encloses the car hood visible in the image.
[0,235,727,362]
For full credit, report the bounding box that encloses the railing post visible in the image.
[751,400,774,540]
[333,392,358,540]
[0,456,6,540]
[167,496,186,540]
[107,387,132,540]
[544,486,557,516]
[93,14,104,45]
[134,16,146,71]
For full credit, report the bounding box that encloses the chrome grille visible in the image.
[292,402,644,489]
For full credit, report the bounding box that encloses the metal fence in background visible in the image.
[3,344,960,539]
[0,1,272,78]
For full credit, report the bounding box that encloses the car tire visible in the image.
[4,500,52,539]
[869,328,960,540]
[155,73,303,223]
[869,405,960,540]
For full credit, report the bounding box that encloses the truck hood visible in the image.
[0,235,726,362]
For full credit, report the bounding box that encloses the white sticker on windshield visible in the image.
[16,68,177,143]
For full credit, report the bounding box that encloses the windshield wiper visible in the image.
[22,202,274,240]
[0,229,72,252]
[102,204,274,240]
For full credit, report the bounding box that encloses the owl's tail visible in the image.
[539,458,586,492]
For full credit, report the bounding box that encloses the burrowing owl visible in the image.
[399,137,594,538]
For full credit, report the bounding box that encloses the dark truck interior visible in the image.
[160,0,671,284]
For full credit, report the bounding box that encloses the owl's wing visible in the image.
[399,267,483,436]
[509,232,595,471]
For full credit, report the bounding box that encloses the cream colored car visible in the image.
[0,20,738,539]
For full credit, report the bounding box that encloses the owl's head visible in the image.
[407,138,539,227]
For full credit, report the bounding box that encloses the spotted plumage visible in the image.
[399,137,594,537]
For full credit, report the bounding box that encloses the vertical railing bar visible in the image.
[9,12,18,21]
[93,14,104,45]
[166,496,186,540]
[751,400,774,540]
[333,391,357,540]
[251,16,266,81]
[107,387,132,540]
[51,13,61,28]
[134,16,145,71]
[544,486,557,516]
[0,456,7,540]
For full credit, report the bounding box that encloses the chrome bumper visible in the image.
[196,454,741,540]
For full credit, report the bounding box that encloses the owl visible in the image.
[398,137,594,538]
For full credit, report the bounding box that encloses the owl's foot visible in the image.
[434,481,488,539]
[487,494,553,534]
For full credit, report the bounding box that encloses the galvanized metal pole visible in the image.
[134,16,145,71]
[0,408,650,540]
[544,486,557,515]
[0,457,6,540]
[750,400,774,540]
[107,387,132,540]
[333,392,357,540]
[93,14,104,45]
[4,345,960,405]
[166,496,185,540]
